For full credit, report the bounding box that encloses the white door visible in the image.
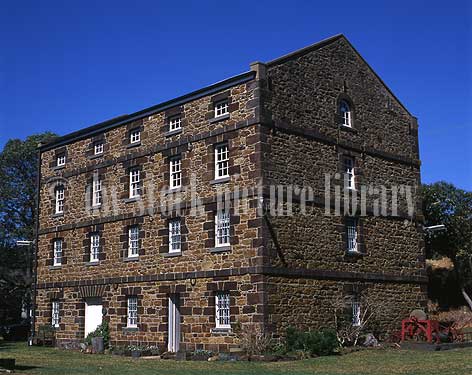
[168,295,181,352]
[85,297,103,337]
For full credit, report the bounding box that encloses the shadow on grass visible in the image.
[0,341,41,372]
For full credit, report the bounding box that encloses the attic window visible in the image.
[339,100,352,128]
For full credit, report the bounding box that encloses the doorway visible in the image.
[167,294,181,352]
[84,297,103,337]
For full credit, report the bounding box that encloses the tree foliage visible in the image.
[0,132,57,323]
[422,181,472,309]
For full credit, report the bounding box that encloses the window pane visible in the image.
[169,219,181,253]
[346,218,358,252]
[90,233,100,261]
[170,157,182,188]
[215,292,230,328]
[215,211,230,246]
[130,169,141,198]
[127,296,138,327]
[215,144,229,179]
[53,239,62,266]
[169,116,182,131]
[128,226,139,257]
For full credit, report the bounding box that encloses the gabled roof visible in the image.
[40,34,413,152]
[266,34,412,116]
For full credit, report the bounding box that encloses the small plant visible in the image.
[233,322,274,357]
[191,349,213,360]
[84,321,110,348]
[285,327,338,356]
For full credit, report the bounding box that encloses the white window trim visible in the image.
[128,226,139,258]
[169,157,182,189]
[215,292,231,329]
[90,233,100,262]
[130,129,141,144]
[56,154,66,167]
[340,101,352,128]
[346,217,358,253]
[53,239,62,266]
[55,187,64,214]
[129,169,141,198]
[127,296,138,328]
[215,211,230,247]
[352,301,361,326]
[92,175,102,207]
[168,218,181,253]
[343,157,355,190]
[94,142,104,155]
[214,144,229,180]
[214,100,229,118]
[51,301,60,328]
[169,116,182,132]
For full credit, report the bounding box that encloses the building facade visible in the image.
[34,34,427,351]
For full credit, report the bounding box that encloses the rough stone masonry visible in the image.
[34,34,427,351]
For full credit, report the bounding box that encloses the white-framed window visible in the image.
[340,100,352,127]
[169,116,182,132]
[53,239,63,266]
[128,225,139,258]
[130,128,141,144]
[352,300,361,326]
[129,168,141,198]
[214,100,229,118]
[169,157,182,189]
[215,292,230,329]
[51,301,60,328]
[215,211,230,247]
[55,186,64,214]
[346,217,358,253]
[343,156,355,190]
[214,144,229,180]
[94,142,104,155]
[90,233,100,262]
[169,218,181,253]
[92,175,102,207]
[127,296,138,327]
[56,154,66,167]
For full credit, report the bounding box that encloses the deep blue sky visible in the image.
[1,1,470,190]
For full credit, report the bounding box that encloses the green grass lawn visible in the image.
[1,341,471,375]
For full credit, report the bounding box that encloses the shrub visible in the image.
[285,327,338,356]
[84,321,110,348]
[233,323,274,356]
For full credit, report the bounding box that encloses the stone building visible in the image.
[33,34,427,351]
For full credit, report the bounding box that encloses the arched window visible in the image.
[339,100,352,128]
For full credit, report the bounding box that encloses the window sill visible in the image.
[89,204,102,212]
[124,197,141,203]
[210,176,230,185]
[122,327,139,332]
[51,165,65,171]
[339,125,358,133]
[124,256,139,262]
[211,328,232,335]
[52,213,64,218]
[48,265,62,270]
[162,251,182,258]
[209,114,230,124]
[209,245,231,253]
[88,153,104,160]
[164,128,183,137]
[164,187,183,195]
[346,250,364,257]
[126,142,141,149]
[85,261,100,266]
